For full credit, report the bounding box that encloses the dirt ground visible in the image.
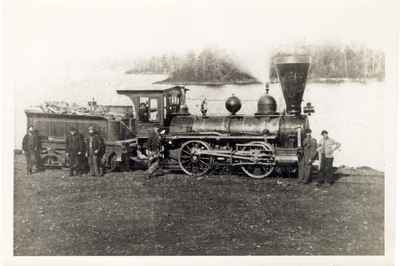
[14,154,384,255]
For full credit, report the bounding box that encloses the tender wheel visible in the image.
[106,153,119,173]
[178,140,213,176]
[239,141,275,179]
[42,155,59,168]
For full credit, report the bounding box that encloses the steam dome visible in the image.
[255,94,277,115]
[225,95,241,115]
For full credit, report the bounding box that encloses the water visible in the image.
[14,71,385,171]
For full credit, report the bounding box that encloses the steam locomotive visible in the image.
[25,55,314,177]
[118,55,315,178]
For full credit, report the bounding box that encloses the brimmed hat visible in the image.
[321,130,328,135]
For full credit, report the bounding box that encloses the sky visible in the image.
[4,0,394,81]
[3,0,397,149]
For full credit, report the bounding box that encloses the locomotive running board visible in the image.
[195,149,275,166]
[167,135,276,140]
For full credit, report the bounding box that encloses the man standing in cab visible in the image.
[316,130,341,186]
[66,127,85,176]
[86,126,105,176]
[298,129,318,184]
[22,125,42,175]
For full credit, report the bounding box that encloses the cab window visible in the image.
[149,98,159,122]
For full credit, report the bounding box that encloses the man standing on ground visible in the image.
[298,128,318,184]
[316,130,341,186]
[22,125,42,175]
[86,126,105,176]
[66,127,85,176]
[146,127,166,179]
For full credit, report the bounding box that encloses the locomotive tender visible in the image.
[25,105,136,171]
[118,55,315,178]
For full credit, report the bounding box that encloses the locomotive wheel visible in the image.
[239,141,275,179]
[178,140,212,176]
[43,155,59,168]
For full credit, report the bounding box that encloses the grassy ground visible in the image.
[14,154,384,255]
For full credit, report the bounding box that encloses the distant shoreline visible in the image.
[271,77,384,84]
[153,79,262,86]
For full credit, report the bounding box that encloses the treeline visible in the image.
[269,44,385,82]
[126,48,259,85]
[126,44,385,83]
[125,54,181,75]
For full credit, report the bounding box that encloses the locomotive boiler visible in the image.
[164,55,315,178]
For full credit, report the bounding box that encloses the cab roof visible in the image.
[117,86,189,96]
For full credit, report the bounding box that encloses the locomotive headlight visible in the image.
[168,140,172,145]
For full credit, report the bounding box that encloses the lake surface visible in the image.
[15,71,385,171]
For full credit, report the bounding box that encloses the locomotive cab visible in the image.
[117,86,189,140]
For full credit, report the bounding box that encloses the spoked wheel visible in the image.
[42,155,60,168]
[239,141,275,179]
[178,140,213,176]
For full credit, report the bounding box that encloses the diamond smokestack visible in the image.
[273,55,311,115]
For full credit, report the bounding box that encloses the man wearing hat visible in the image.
[298,128,318,184]
[146,127,167,179]
[86,126,106,176]
[316,130,341,185]
[66,126,86,176]
[22,125,42,175]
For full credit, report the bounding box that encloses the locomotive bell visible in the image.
[225,94,241,115]
[255,84,277,115]
[273,55,311,115]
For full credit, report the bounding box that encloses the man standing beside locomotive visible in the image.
[66,127,85,176]
[298,129,318,184]
[22,125,42,175]
[86,126,106,176]
[146,127,167,179]
[316,130,341,186]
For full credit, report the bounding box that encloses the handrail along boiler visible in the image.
[118,55,315,178]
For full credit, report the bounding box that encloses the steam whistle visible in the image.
[265,82,270,94]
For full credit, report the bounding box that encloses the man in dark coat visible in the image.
[66,127,86,176]
[86,126,105,176]
[22,125,42,175]
[146,127,166,179]
[298,129,318,184]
